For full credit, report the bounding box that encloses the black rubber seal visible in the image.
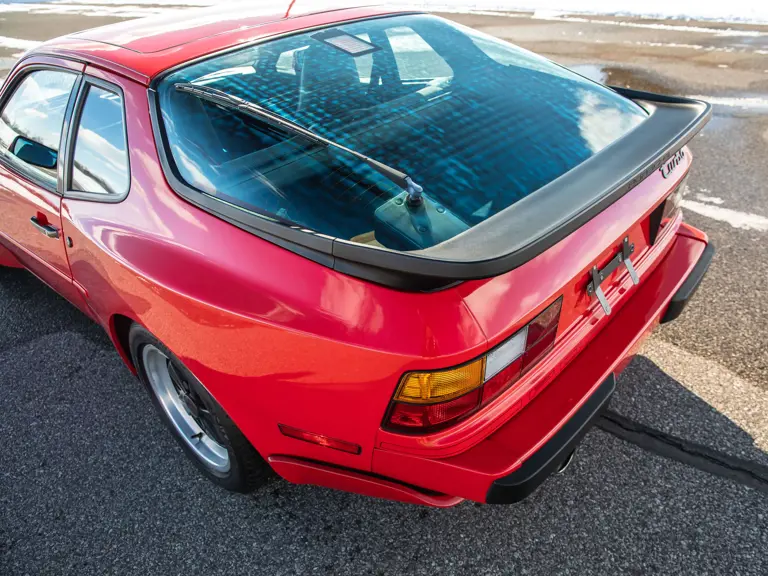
[660,242,714,324]
[150,48,711,292]
[485,374,616,504]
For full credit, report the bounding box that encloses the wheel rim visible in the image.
[142,345,230,474]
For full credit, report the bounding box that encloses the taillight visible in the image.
[650,175,686,245]
[662,176,685,221]
[384,297,562,433]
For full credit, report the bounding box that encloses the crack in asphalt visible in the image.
[598,410,768,494]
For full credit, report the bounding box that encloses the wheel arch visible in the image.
[109,313,138,374]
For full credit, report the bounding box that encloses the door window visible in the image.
[0,69,77,189]
[70,85,129,196]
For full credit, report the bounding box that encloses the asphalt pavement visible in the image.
[1,4,767,575]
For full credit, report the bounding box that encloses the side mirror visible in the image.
[10,135,57,169]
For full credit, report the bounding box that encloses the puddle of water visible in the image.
[569,63,608,83]
[568,63,676,94]
[568,65,768,114]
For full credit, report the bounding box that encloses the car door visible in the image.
[0,58,86,307]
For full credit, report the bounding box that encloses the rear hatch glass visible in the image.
[158,14,647,252]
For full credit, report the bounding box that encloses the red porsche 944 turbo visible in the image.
[0,5,713,506]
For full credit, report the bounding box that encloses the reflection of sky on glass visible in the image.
[0,70,75,152]
[576,89,646,153]
[0,70,75,187]
[72,87,129,195]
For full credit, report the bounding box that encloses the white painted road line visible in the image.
[681,200,768,232]
[694,194,725,205]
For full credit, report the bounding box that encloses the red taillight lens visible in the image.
[384,297,562,433]
[522,298,561,372]
[387,388,482,430]
[525,297,561,345]
[482,356,522,403]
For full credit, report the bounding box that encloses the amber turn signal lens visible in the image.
[395,358,485,404]
[384,297,563,434]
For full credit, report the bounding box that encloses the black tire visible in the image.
[129,323,270,493]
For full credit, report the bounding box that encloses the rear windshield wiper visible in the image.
[174,82,424,205]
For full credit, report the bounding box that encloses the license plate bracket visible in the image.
[586,237,639,315]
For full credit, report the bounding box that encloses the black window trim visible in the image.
[0,63,83,195]
[147,15,712,292]
[62,74,131,203]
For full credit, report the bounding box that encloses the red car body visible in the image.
[0,5,712,506]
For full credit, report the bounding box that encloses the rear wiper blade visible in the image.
[174,82,424,204]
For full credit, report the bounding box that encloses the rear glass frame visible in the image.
[153,13,648,254]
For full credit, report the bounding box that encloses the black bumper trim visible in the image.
[485,374,616,504]
[660,242,714,324]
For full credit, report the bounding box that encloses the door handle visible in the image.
[30,216,60,239]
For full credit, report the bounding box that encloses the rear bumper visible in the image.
[487,235,713,504]
[486,374,615,503]
[661,242,714,323]
[371,224,711,504]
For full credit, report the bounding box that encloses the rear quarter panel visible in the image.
[61,66,487,471]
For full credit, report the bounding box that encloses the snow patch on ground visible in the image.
[0,3,181,17]
[471,8,768,34]
[688,95,768,112]
[417,1,768,25]
[2,1,768,25]
[0,36,41,50]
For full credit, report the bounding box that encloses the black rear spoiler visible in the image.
[150,87,710,291]
[331,88,711,290]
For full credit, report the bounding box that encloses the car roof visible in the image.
[29,3,412,85]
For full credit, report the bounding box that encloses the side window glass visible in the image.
[384,27,453,82]
[0,69,77,188]
[71,85,129,196]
